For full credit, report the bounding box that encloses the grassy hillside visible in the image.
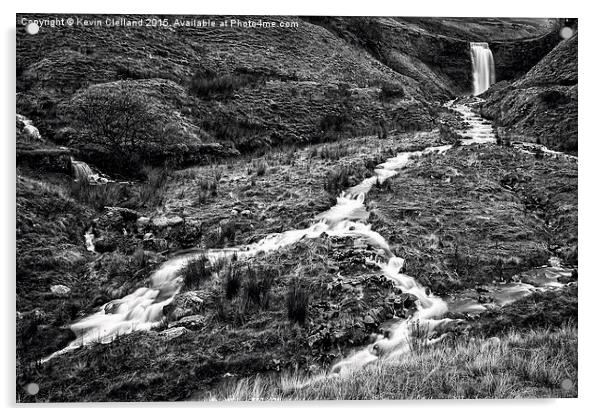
[217,323,577,400]
[481,34,578,153]
[17,14,561,176]
[367,144,577,293]
[15,15,575,402]
[17,14,440,176]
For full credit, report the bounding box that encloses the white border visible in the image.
[3,1,600,414]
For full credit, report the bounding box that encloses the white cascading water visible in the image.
[17,114,43,141]
[71,158,112,184]
[470,42,495,96]
[50,102,556,372]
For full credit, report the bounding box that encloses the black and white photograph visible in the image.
[12,4,583,405]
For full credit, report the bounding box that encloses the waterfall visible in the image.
[470,42,495,96]
[71,159,95,183]
[71,158,111,184]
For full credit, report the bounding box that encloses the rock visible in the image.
[168,314,206,330]
[152,215,184,228]
[159,326,189,341]
[50,284,71,297]
[163,292,206,322]
[402,293,418,309]
[137,217,151,226]
[137,216,151,233]
[96,207,140,232]
[362,315,376,326]
[143,237,168,251]
[104,300,122,314]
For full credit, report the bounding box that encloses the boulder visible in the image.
[143,237,169,252]
[168,314,207,331]
[163,291,206,322]
[159,326,189,341]
[50,284,71,297]
[96,207,140,232]
[152,215,184,228]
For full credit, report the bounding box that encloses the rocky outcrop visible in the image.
[481,34,577,153]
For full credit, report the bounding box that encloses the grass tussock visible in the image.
[286,278,309,326]
[70,165,170,210]
[214,263,280,324]
[241,266,278,309]
[182,255,211,290]
[198,177,219,204]
[224,264,243,299]
[135,166,170,207]
[215,323,577,400]
[253,158,269,176]
[310,143,350,161]
[70,181,129,211]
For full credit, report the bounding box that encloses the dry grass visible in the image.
[213,323,577,400]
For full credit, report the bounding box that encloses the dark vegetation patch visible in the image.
[481,34,578,153]
[181,255,211,290]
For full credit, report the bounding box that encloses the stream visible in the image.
[44,101,576,376]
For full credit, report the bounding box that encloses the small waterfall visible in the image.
[71,159,95,183]
[71,158,111,184]
[470,42,495,96]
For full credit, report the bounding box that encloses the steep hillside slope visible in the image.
[17,14,438,176]
[17,15,561,176]
[481,33,577,153]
